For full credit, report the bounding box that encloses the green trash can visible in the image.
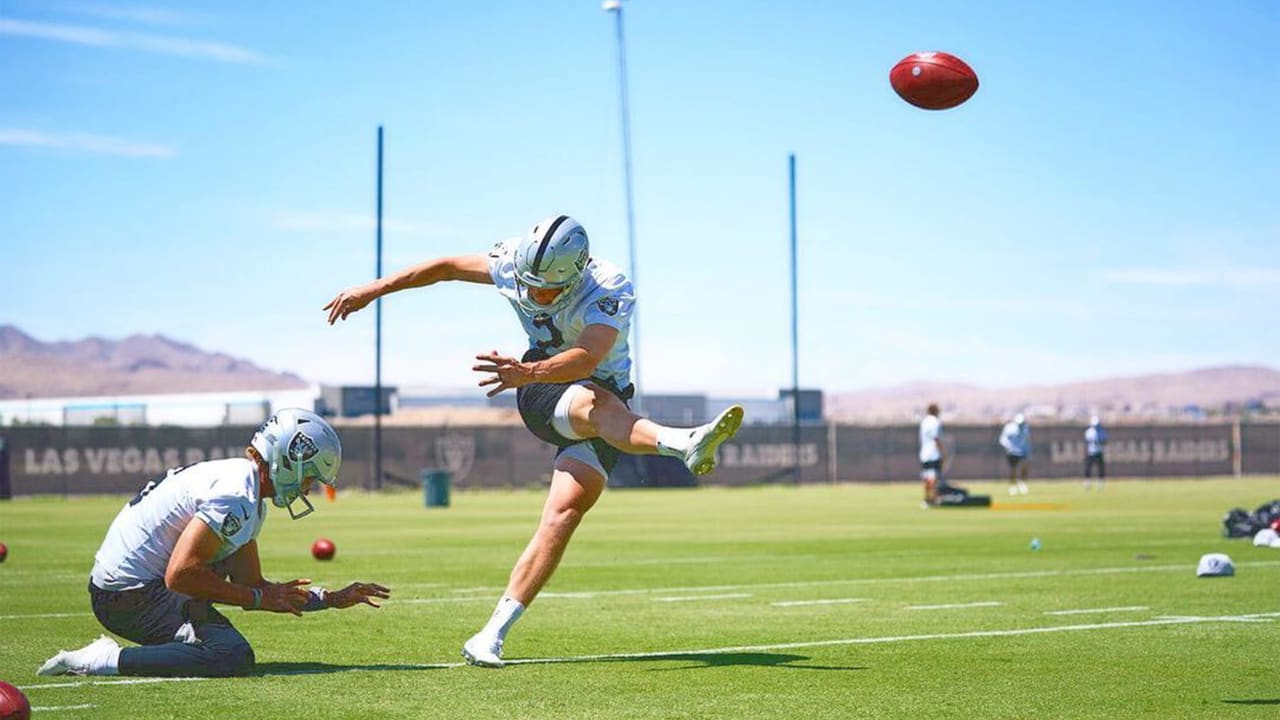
[422,469,451,508]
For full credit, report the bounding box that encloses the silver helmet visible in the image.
[512,215,589,314]
[250,408,341,520]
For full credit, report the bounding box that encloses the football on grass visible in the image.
[0,681,30,720]
[311,538,336,561]
[0,543,7,563]
[890,51,979,110]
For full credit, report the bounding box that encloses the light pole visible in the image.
[603,0,642,413]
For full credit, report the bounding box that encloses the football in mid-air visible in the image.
[890,51,979,110]
[311,538,336,561]
[0,681,30,720]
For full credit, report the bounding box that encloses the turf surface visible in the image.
[1,477,1276,718]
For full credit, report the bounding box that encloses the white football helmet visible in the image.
[250,408,341,520]
[512,215,590,314]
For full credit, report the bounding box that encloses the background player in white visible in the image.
[918,403,944,507]
[1083,415,1108,490]
[37,409,390,678]
[998,413,1031,495]
[324,214,744,668]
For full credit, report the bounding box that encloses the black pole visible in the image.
[789,153,800,484]
[375,126,384,491]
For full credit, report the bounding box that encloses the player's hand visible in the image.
[473,350,534,397]
[261,578,312,616]
[328,582,392,610]
[323,284,378,325]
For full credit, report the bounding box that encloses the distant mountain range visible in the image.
[0,325,307,398]
[4,325,1277,421]
[827,366,1280,421]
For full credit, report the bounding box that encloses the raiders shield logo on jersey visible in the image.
[221,512,242,538]
[596,296,620,316]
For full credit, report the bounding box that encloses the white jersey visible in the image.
[90,458,267,591]
[1085,425,1107,455]
[488,237,635,389]
[919,415,942,463]
[999,422,1030,458]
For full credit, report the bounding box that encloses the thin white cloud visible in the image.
[1101,268,1280,288]
[0,128,175,157]
[59,3,204,26]
[0,18,264,63]
[272,211,426,235]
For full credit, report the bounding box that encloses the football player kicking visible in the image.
[325,215,743,668]
[37,409,390,678]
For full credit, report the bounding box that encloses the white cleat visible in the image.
[461,634,504,669]
[683,405,744,477]
[37,635,120,676]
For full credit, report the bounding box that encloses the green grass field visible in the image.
[2,478,1277,719]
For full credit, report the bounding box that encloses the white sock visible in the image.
[480,596,525,641]
[656,427,696,458]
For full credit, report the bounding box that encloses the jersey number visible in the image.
[128,464,192,506]
[532,313,564,351]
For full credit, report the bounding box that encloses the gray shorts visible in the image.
[89,579,240,646]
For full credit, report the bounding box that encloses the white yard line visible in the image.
[572,554,817,568]
[21,610,1280,691]
[386,582,446,590]
[772,598,866,607]
[30,704,96,712]
[907,601,1004,611]
[654,593,752,603]
[391,596,495,605]
[504,611,1280,665]
[9,560,1278,619]
[1044,606,1149,616]
[536,560,1280,600]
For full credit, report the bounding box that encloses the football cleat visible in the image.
[461,634,504,669]
[683,405,744,477]
[37,635,120,676]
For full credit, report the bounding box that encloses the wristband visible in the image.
[249,587,262,610]
[302,587,328,612]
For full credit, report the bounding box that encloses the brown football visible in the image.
[890,51,979,110]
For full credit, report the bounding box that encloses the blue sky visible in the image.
[2,1,1277,396]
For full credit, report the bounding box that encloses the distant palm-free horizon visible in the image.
[3,1,1277,395]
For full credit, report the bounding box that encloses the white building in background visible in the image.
[0,386,320,427]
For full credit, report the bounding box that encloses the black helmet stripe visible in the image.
[532,215,569,272]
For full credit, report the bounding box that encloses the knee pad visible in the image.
[550,383,592,441]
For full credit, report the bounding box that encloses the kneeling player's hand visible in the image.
[329,582,392,609]
[262,578,312,616]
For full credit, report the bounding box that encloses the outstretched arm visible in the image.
[473,324,619,397]
[166,522,311,615]
[324,252,493,324]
